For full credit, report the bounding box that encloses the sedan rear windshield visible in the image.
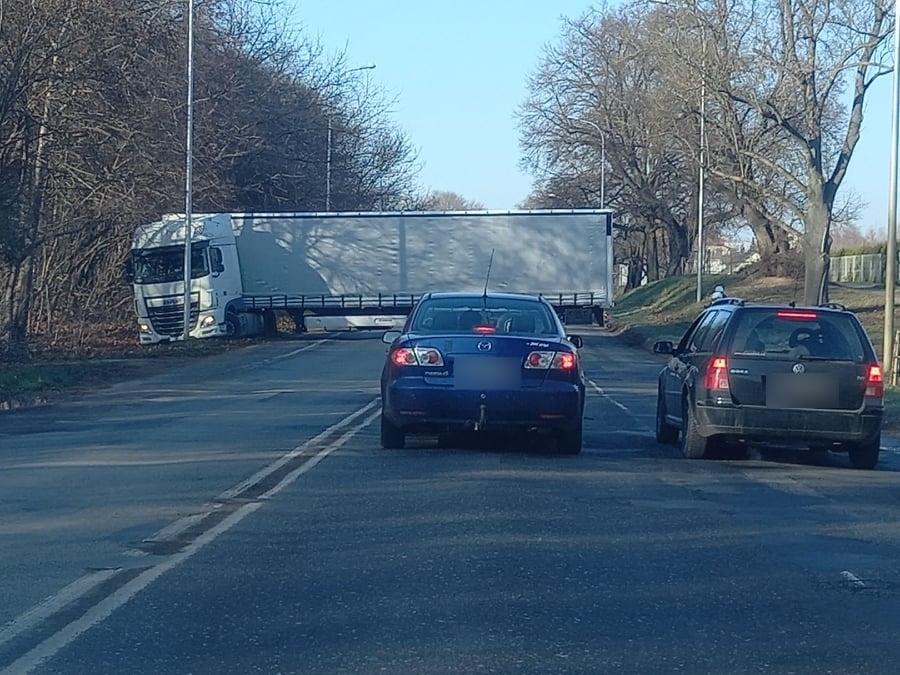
[729,309,868,361]
[410,297,559,335]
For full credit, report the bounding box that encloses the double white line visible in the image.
[0,398,380,674]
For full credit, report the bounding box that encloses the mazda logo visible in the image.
[477,340,492,352]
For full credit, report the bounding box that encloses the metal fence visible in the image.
[829,253,887,285]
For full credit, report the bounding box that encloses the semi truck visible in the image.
[126,210,615,345]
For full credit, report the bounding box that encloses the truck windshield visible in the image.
[131,245,209,284]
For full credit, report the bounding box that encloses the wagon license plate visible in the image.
[765,373,838,409]
[454,357,521,390]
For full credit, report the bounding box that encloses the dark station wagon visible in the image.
[653,298,884,469]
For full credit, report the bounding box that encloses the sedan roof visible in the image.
[424,291,548,303]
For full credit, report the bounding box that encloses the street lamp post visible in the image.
[566,119,606,209]
[325,63,376,211]
[649,0,707,302]
[325,116,333,211]
[882,0,900,383]
[697,75,706,303]
[181,0,195,341]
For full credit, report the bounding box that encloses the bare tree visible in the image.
[421,190,485,211]
[682,0,891,302]
[519,8,709,282]
[519,0,891,302]
[0,0,422,355]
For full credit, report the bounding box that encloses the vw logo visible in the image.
[792,363,805,374]
[477,340,493,352]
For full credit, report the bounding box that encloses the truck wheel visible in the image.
[557,420,583,455]
[681,401,708,460]
[225,312,241,338]
[848,435,880,470]
[380,413,405,449]
[655,390,679,444]
[262,310,277,337]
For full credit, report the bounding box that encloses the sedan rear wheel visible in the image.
[681,401,709,460]
[557,421,583,455]
[848,435,880,470]
[380,413,405,449]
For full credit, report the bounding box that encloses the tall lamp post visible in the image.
[566,119,606,208]
[649,0,707,302]
[883,0,900,383]
[181,0,195,341]
[325,63,376,211]
[697,73,706,304]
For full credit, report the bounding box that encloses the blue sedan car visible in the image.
[380,292,586,453]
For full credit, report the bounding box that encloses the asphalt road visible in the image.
[2,330,900,674]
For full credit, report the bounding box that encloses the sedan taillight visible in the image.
[525,350,577,371]
[391,346,445,367]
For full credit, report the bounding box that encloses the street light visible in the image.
[883,0,900,383]
[181,0,195,341]
[649,0,707,303]
[566,119,606,209]
[326,63,376,211]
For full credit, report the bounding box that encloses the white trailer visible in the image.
[127,210,614,344]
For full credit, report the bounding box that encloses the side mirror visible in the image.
[382,330,401,344]
[123,256,134,284]
[567,335,583,349]
[653,340,674,355]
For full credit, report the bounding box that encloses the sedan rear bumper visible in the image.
[695,402,882,445]
[383,379,584,432]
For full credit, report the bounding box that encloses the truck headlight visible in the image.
[139,322,152,334]
[200,314,216,328]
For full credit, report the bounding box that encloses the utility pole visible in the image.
[181,0,195,341]
[325,64,376,211]
[882,0,900,382]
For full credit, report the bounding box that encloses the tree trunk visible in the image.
[744,206,793,276]
[2,257,33,356]
[646,229,660,282]
[626,255,644,290]
[802,179,832,305]
[665,223,690,278]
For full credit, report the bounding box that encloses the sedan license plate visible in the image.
[765,373,838,409]
[454,357,521,390]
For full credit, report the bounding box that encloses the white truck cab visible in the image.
[127,213,260,344]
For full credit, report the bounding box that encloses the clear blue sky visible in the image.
[291,0,892,232]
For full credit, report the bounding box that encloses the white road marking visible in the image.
[235,339,330,371]
[217,398,378,502]
[586,379,632,414]
[0,399,379,675]
[0,570,120,649]
[129,398,379,551]
[840,570,866,589]
[270,339,330,361]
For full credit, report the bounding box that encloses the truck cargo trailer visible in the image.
[127,210,614,344]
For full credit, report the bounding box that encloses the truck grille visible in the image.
[147,296,199,337]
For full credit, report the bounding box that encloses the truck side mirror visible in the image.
[210,248,225,275]
[123,256,134,284]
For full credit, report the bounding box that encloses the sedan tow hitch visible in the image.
[474,403,487,431]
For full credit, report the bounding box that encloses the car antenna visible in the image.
[482,248,495,305]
